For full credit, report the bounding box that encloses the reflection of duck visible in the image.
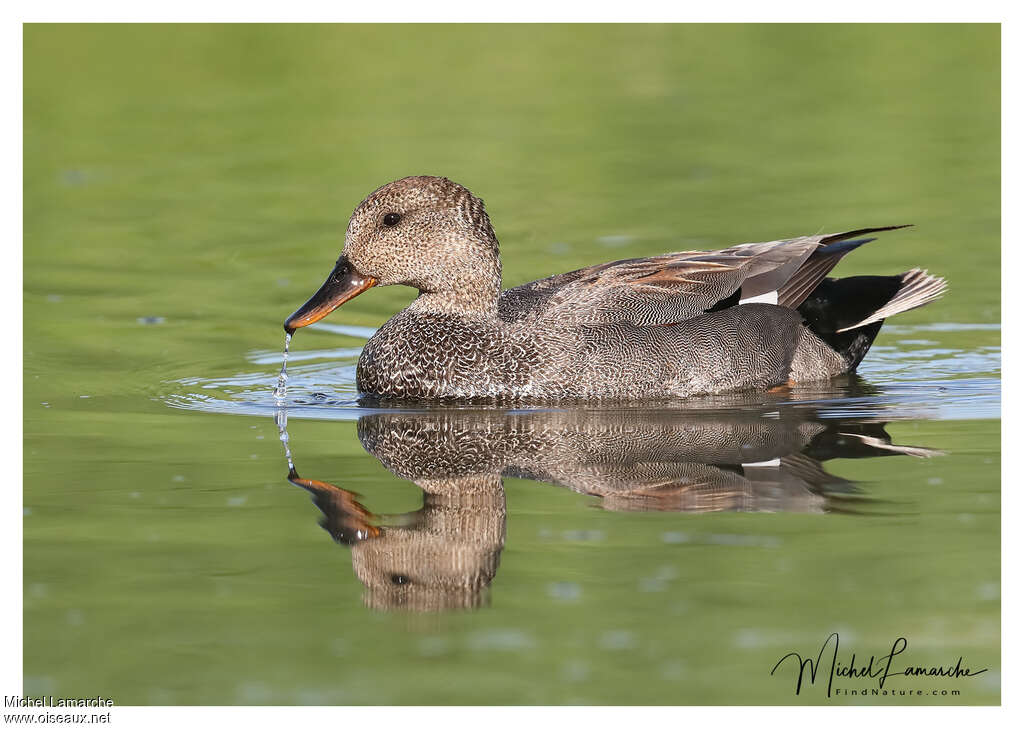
[281,404,938,612]
[289,469,504,612]
[284,176,945,401]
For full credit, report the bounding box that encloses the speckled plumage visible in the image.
[289,407,938,610]
[290,176,947,401]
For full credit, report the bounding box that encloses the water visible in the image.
[170,320,1000,422]
[275,408,294,473]
[272,332,292,403]
[23,25,999,705]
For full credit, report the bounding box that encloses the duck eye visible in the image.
[382,213,401,227]
[389,573,410,586]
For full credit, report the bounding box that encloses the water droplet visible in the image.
[276,410,294,471]
[273,332,292,402]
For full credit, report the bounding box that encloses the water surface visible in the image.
[23,24,1000,705]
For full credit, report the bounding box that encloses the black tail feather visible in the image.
[798,275,904,369]
[819,224,913,245]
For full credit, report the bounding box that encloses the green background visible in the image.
[23,24,999,704]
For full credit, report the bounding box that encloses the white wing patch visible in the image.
[742,457,781,468]
[740,290,778,305]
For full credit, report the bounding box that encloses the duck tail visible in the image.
[798,269,947,370]
[834,269,947,332]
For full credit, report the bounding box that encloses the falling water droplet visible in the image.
[272,332,292,402]
[275,409,294,472]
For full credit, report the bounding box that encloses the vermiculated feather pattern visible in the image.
[288,176,946,401]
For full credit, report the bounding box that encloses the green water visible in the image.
[23,24,999,705]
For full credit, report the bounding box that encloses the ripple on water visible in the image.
[163,323,1000,422]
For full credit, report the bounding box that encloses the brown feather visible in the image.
[499,228,910,326]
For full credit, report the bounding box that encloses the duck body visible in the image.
[285,176,946,402]
[356,303,842,400]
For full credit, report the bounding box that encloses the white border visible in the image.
[8,5,1017,726]
[6,1,1016,23]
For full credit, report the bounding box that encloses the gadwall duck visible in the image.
[284,176,946,400]
[280,406,938,611]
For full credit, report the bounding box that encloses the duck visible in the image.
[284,176,946,401]
[281,406,939,611]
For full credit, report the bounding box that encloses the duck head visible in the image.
[284,176,501,333]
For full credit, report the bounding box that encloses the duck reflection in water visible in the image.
[280,403,938,612]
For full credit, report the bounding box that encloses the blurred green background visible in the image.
[23,24,999,705]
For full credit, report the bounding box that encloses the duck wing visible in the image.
[498,226,909,326]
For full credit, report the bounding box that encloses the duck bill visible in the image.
[287,468,382,543]
[284,257,376,333]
